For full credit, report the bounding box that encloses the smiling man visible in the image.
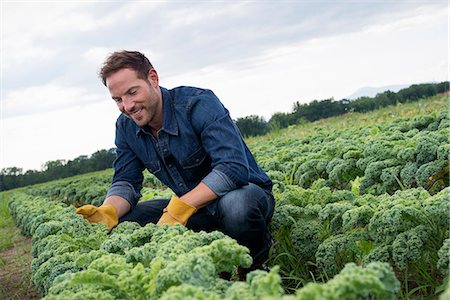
[76,50,274,274]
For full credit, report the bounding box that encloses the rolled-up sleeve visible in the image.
[191,90,250,193]
[202,169,237,197]
[106,180,142,208]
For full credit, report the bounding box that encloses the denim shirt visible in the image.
[106,86,272,208]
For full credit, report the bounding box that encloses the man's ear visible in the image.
[147,69,159,87]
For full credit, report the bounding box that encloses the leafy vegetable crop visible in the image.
[6,94,449,299]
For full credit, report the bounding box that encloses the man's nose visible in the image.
[122,96,135,112]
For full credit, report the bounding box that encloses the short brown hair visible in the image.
[99,50,153,86]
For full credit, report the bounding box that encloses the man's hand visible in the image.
[157,195,197,226]
[76,204,118,231]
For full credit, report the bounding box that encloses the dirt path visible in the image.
[0,229,41,300]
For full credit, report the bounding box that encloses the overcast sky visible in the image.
[1,0,448,172]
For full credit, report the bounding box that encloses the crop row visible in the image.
[9,193,408,299]
[254,109,449,196]
[26,170,170,207]
[8,96,449,298]
[269,184,449,297]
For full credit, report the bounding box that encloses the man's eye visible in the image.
[129,90,137,95]
[114,98,122,103]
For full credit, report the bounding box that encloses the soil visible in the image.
[0,230,41,300]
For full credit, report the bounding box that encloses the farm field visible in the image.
[1,93,449,299]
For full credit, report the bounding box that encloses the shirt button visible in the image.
[178,183,183,187]
[195,158,200,162]
[168,164,173,168]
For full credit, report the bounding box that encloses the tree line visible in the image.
[235,81,449,137]
[2,81,447,191]
[1,149,116,191]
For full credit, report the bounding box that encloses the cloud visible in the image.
[82,47,115,66]
[1,2,163,88]
[161,2,448,120]
[2,100,119,171]
[366,3,447,34]
[1,1,447,171]
[3,1,443,92]
[2,83,108,119]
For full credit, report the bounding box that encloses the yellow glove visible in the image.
[76,204,118,231]
[157,195,197,226]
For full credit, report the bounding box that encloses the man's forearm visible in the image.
[103,195,131,218]
[180,182,217,209]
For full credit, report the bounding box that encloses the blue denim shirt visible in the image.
[107,86,272,208]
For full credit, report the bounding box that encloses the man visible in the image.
[76,50,274,271]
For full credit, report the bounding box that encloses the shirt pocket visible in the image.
[179,147,211,180]
[180,147,208,168]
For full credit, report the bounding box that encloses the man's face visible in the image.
[106,68,162,128]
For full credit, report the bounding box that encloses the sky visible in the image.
[1,0,448,172]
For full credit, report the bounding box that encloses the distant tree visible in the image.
[348,96,377,113]
[436,81,449,93]
[293,98,346,122]
[268,112,297,130]
[373,90,397,107]
[42,159,66,171]
[396,83,437,103]
[1,167,23,176]
[90,149,115,170]
[236,115,269,137]
[0,148,116,191]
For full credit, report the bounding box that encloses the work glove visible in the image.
[157,195,197,226]
[76,204,118,231]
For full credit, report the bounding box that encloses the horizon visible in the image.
[3,80,445,173]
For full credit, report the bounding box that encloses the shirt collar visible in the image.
[135,86,179,137]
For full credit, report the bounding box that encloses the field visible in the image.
[1,94,449,299]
